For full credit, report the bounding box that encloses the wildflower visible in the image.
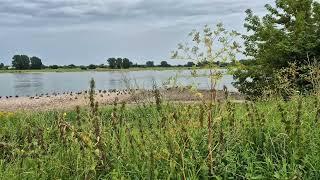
[63,112,67,117]
[7,112,14,117]
[0,112,4,118]
[195,92,203,98]
[0,112,14,118]
[80,133,93,148]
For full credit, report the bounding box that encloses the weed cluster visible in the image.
[0,82,319,179]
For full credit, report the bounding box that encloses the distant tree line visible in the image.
[0,56,231,71]
[104,58,230,69]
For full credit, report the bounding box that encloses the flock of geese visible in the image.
[0,87,182,101]
[0,89,136,100]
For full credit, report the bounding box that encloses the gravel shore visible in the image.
[0,89,243,112]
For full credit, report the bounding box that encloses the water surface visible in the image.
[0,70,236,96]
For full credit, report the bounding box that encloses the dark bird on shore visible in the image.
[30,97,34,99]
[15,95,19,98]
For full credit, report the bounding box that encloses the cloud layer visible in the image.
[0,0,273,65]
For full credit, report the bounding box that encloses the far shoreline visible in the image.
[0,67,202,74]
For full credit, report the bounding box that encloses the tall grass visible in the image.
[0,82,320,179]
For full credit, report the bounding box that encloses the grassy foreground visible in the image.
[0,93,320,179]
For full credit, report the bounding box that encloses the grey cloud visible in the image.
[0,0,271,29]
[0,0,274,65]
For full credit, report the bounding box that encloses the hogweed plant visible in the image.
[171,23,241,177]
[171,22,241,104]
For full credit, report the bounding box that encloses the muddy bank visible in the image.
[0,89,243,112]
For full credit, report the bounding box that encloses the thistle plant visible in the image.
[89,78,96,115]
[75,106,81,126]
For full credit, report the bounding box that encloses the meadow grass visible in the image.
[0,92,319,179]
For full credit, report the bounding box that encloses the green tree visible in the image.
[49,65,59,69]
[68,64,77,68]
[146,61,154,67]
[98,64,105,68]
[116,58,123,69]
[12,55,30,70]
[122,58,131,69]
[88,64,97,69]
[160,61,171,67]
[234,0,320,98]
[107,58,117,69]
[30,56,43,69]
[80,65,87,70]
[185,62,195,67]
[0,63,4,69]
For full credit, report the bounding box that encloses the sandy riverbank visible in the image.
[0,89,243,112]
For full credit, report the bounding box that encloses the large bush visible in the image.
[233,0,320,98]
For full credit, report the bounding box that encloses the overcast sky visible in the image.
[0,0,274,65]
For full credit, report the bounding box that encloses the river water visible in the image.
[0,69,236,96]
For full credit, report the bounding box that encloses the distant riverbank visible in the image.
[0,67,198,73]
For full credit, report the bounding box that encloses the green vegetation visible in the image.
[146,61,155,67]
[30,57,43,70]
[1,50,233,72]
[1,0,320,178]
[0,58,226,73]
[107,57,133,69]
[233,0,320,98]
[0,66,199,74]
[11,55,43,70]
[171,22,241,102]
[0,83,320,178]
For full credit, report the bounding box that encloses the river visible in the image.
[0,69,236,96]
